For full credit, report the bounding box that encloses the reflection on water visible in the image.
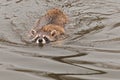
[0,0,120,80]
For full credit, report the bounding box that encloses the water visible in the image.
[0,0,120,80]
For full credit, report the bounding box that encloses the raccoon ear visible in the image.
[51,30,57,36]
[31,29,36,35]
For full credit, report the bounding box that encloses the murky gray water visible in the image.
[0,0,120,80]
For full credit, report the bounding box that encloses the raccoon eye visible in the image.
[51,30,57,36]
[31,29,36,35]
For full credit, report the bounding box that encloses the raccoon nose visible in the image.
[36,38,42,44]
[38,39,42,43]
[36,38,46,44]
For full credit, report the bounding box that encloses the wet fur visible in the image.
[30,8,68,42]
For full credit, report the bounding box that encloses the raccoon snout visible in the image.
[38,39,43,43]
[36,38,46,44]
[36,36,50,45]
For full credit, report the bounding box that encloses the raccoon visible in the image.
[29,8,68,46]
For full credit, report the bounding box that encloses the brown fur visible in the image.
[34,8,68,28]
[41,24,65,34]
[30,8,68,42]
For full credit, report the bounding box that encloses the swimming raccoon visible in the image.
[29,8,68,46]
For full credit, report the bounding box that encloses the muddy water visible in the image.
[0,0,120,80]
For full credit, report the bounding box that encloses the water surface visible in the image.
[0,0,120,80]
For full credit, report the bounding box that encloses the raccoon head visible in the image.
[29,29,58,46]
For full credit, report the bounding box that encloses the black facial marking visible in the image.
[43,36,50,43]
